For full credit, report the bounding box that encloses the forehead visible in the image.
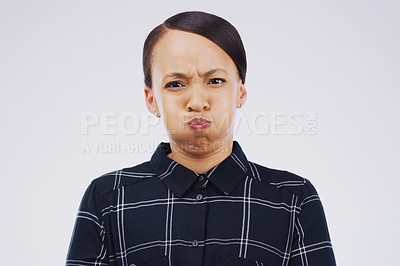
[151,29,237,75]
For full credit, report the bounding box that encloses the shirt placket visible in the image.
[183,173,208,266]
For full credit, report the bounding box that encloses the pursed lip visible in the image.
[186,118,211,130]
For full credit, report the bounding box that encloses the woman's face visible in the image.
[145,29,247,153]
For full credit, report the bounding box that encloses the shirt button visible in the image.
[195,194,203,201]
[197,175,205,182]
[192,240,199,247]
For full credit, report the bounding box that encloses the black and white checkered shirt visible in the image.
[66,141,336,266]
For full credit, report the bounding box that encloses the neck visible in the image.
[167,137,234,174]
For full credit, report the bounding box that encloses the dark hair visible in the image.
[143,11,247,88]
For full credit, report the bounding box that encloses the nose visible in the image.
[186,84,210,112]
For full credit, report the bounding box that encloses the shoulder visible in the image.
[248,161,319,200]
[88,161,157,197]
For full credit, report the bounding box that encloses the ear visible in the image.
[144,86,159,115]
[236,83,247,108]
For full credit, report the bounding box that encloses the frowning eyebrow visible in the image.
[163,68,227,80]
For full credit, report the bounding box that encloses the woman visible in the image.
[66,11,336,266]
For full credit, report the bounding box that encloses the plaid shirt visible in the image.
[66,141,336,266]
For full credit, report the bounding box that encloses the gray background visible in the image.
[1,0,399,265]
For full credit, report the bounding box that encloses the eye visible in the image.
[165,81,184,88]
[208,78,226,85]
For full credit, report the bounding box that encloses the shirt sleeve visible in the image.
[288,180,336,266]
[66,181,109,266]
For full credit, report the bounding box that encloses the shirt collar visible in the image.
[150,141,251,197]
